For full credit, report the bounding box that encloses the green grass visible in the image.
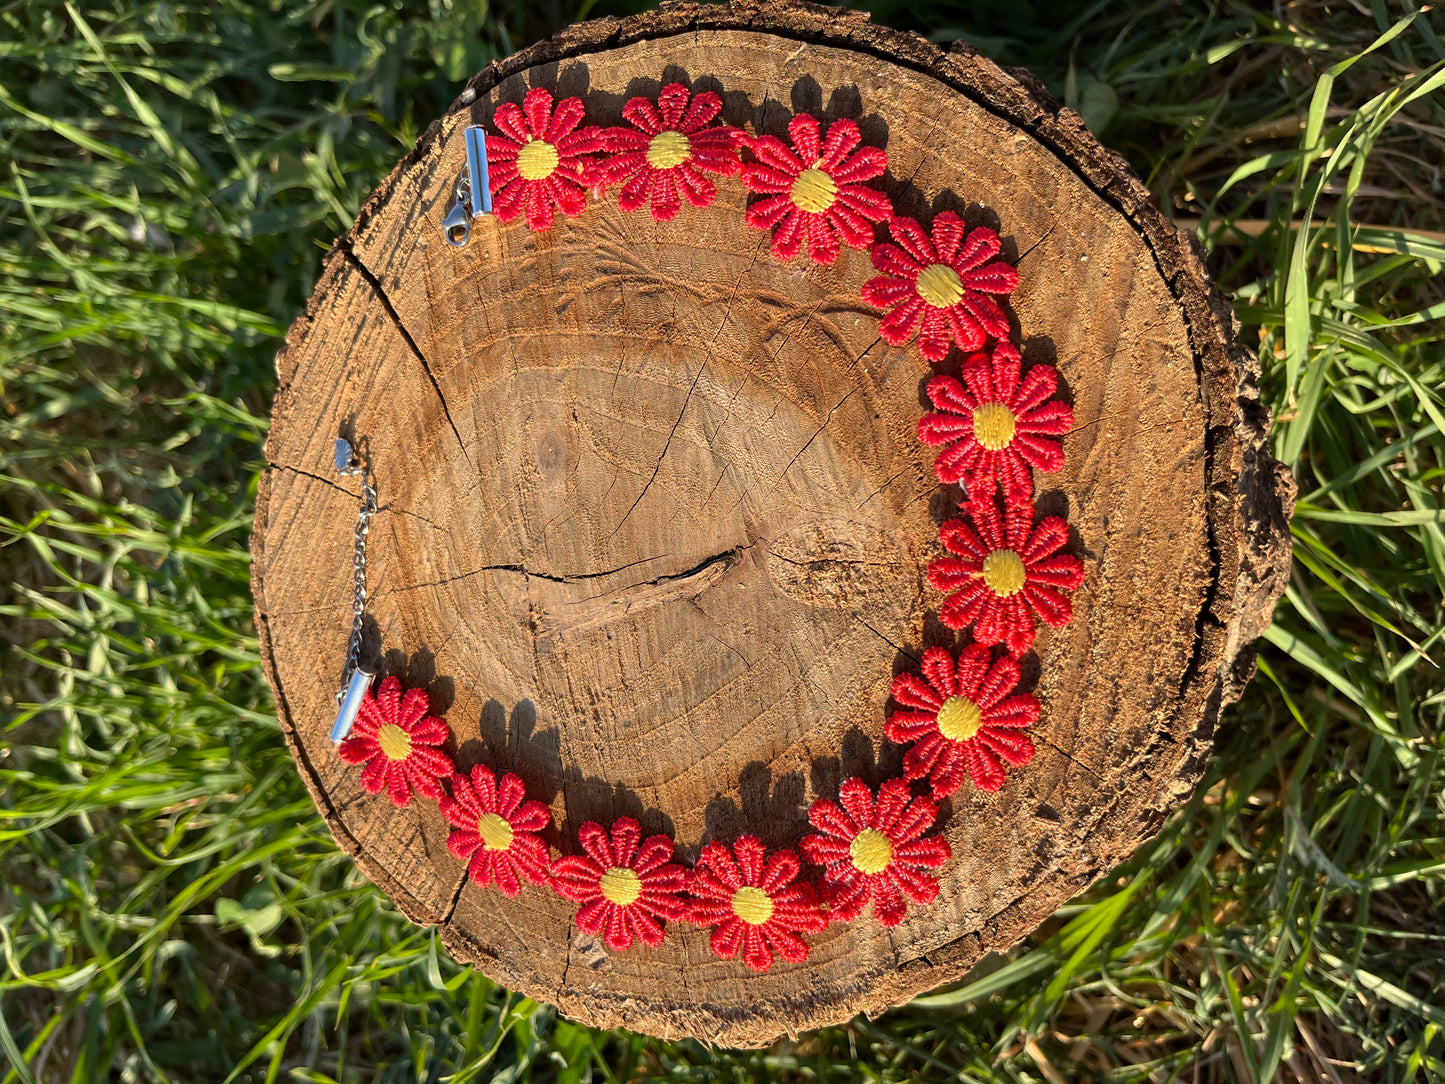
[2,0,1443,1080]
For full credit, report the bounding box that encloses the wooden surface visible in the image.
[251,0,1294,1046]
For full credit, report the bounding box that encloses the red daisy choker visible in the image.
[328,81,1084,971]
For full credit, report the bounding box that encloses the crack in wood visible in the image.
[382,502,446,529]
[1033,731,1104,782]
[701,233,775,450]
[610,230,767,538]
[272,463,352,495]
[440,867,469,926]
[1015,220,1058,264]
[762,546,904,571]
[855,466,910,509]
[340,244,475,475]
[774,386,858,486]
[608,357,708,539]
[391,546,739,595]
[270,465,446,531]
[852,611,918,664]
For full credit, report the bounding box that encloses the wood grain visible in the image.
[251,0,1294,1046]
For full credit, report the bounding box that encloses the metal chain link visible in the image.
[336,438,376,698]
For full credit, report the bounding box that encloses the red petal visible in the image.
[620,94,662,135]
[633,833,676,873]
[890,862,942,904]
[552,857,603,901]
[770,207,807,261]
[805,216,842,264]
[745,138,802,182]
[628,906,668,947]
[490,104,529,146]
[816,116,859,166]
[787,113,822,163]
[871,240,923,276]
[861,274,917,307]
[837,778,876,829]
[965,741,1006,791]
[871,880,908,927]
[759,848,800,894]
[901,731,946,780]
[511,800,552,834]
[890,671,942,712]
[1014,434,1066,473]
[734,835,767,885]
[938,584,991,633]
[943,305,987,353]
[448,829,480,861]
[887,710,942,744]
[741,926,773,972]
[609,818,642,867]
[952,226,1002,272]
[710,918,744,959]
[678,87,721,131]
[925,744,966,798]
[656,83,689,128]
[974,654,1023,708]
[762,923,810,963]
[878,295,925,345]
[916,307,952,362]
[988,693,1040,729]
[980,727,1036,767]
[337,736,375,766]
[744,193,793,230]
[1022,516,1071,563]
[873,778,915,834]
[834,181,891,220]
[385,764,412,807]
[960,292,1011,340]
[519,87,551,139]
[1023,582,1075,627]
[929,212,966,263]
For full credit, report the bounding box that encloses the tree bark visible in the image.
[251,0,1294,1046]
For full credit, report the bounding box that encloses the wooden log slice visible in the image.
[251,0,1294,1046]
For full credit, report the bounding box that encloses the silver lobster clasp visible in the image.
[444,125,492,247]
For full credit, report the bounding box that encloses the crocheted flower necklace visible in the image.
[328,82,1084,973]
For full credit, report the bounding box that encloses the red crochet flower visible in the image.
[439,764,552,896]
[800,778,951,927]
[551,817,687,951]
[337,676,453,808]
[687,836,827,972]
[886,644,1039,795]
[861,213,1019,361]
[597,83,746,222]
[928,494,1086,655]
[742,113,890,264]
[918,341,1073,497]
[487,86,603,231]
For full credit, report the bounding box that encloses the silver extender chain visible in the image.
[336,437,376,693]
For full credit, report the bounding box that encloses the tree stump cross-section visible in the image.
[251,0,1294,1047]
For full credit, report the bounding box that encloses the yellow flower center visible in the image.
[477,812,514,851]
[982,549,1027,598]
[730,885,775,926]
[646,130,691,169]
[936,696,984,742]
[516,139,559,181]
[849,828,894,875]
[377,723,412,761]
[973,402,1017,451]
[916,263,965,308]
[790,166,837,213]
[599,867,642,907]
